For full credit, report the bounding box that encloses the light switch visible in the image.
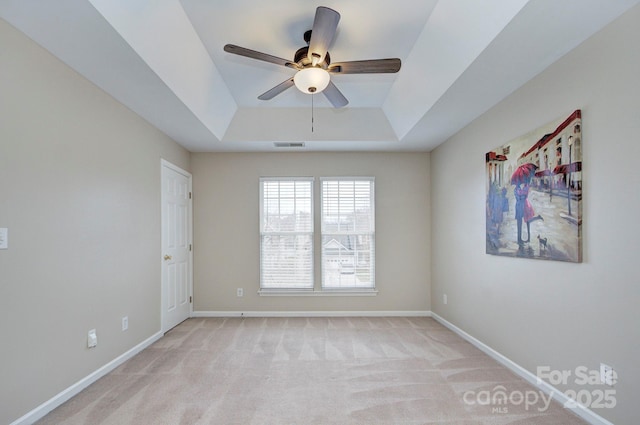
[0,228,7,249]
[88,329,97,348]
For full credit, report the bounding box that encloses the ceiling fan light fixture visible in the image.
[294,67,330,94]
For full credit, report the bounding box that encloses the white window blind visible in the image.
[260,178,314,289]
[321,178,375,289]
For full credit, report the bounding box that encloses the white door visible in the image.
[161,160,192,332]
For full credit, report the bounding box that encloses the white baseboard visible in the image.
[430,313,614,425]
[192,310,432,318]
[10,331,163,425]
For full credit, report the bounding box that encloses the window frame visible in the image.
[259,177,315,291]
[320,177,376,290]
[257,176,377,297]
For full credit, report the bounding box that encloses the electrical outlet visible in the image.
[443,294,448,305]
[600,363,616,386]
[237,288,244,297]
[87,329,97,348]
[0,228,8,249]
[122,316,128,331]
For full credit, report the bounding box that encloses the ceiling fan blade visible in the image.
[258,78,295,100]
[323,81,348,108]
[308,7,340,66]
[328,58,401,74]
[224,44,299,69]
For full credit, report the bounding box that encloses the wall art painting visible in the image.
[486,110,582,262]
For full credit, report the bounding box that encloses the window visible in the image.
[260,178,314,289]
[321,178,375,289]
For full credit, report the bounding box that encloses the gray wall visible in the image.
[430,5,640,425]
[0,19,190,424]
[191,152,431,313]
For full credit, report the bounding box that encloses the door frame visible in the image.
[160,159,193,333]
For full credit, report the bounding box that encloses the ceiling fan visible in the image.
[223,6,401,108]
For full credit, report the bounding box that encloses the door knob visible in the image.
[164,254,172,260]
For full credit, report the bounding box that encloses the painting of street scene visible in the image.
[486,110,582,262]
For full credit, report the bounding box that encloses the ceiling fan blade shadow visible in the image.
[329,58,401,74]
[323,81,348,108]
[224,44,299,69]
[258,78,295,100]
[308,7,340,66]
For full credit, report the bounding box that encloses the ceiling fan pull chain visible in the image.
[311,93,314,133]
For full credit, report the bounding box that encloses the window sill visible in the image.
[258,289,378,297]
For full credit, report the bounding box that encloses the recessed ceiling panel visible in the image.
[180,0,437,108]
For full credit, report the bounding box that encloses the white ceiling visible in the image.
[1,0,637,152]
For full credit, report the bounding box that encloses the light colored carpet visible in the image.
[38,317,587,424]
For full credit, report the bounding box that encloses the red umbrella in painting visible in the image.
[511,163,538,185]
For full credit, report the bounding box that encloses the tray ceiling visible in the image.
[1,0,637,152]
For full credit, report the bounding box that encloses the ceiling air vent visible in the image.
[274,142,305,148]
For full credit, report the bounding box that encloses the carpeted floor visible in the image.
[37,317,587,424]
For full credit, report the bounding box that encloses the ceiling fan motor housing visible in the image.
[294,46,330,69]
